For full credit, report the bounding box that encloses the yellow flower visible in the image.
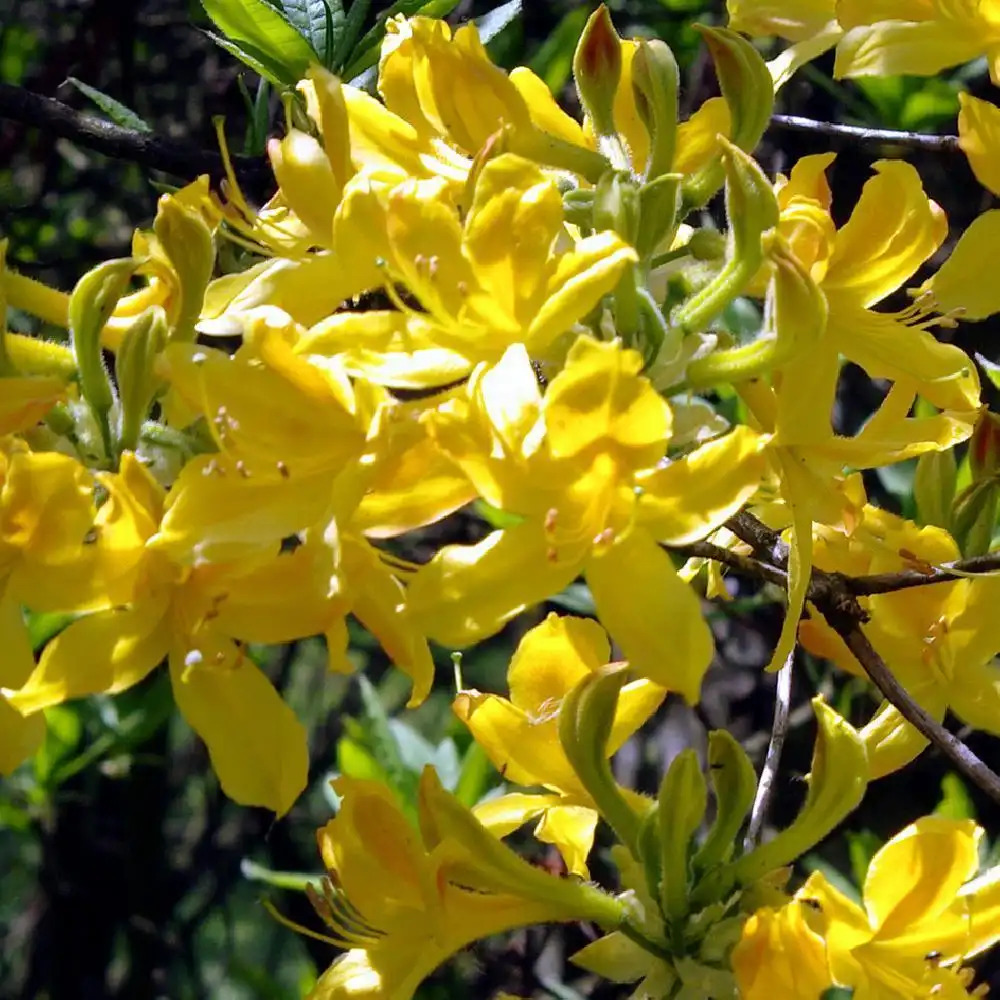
[0,443,103,773]
[296,153,638,389]
[8,453,311,814]
[800,502,1000,777]
[732,899,833,999]
[921,94,1000,321]
[308,768,624,1000]
[796,816,1000,997]
[835,1,1000,84]
[406,336,766,700]
[454,614,664,875]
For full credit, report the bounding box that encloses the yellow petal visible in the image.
[864,816,979,937]
[169,649,307,815]
[473,792,560,838]
[10,601,169,715]
[824,160,946,307]
[529,232,637,351]
[535,804,599,878]
[0,376,66,435]
[959,92,1000,196]
[544,336,671,468]
[267,130,340,246]
[585,528,713,701]
[637,426,765,544]
[834,21,983,80]
[929,209,1000,320]
[825,302,980,414]
[454,689,584,793]
[509,67,587,145]
[732,902,832,1000]
[0,589,45,773]
[674,97,731,175]
[507,613,608,713]
[727,0,836,41]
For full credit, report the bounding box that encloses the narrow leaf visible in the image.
[280,0,344,64]
[66,77,151,132]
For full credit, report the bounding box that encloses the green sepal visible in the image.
[115,306,168,455]
[693,729,757,872]
[69,257,138,457]
[657,749,706,930]
[558,666,649,857]
[632,38,679,182]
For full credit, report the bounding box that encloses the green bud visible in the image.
[559,667,650,857]
[563,188,596,230]
[952,479,1000,558]
[153,194,215,343]
[69,257,138,458]
[672,139,778,337]
[115,306,168,455]
[969,410,1000,483]
[505,124,610,185]
[687,228,727,262]
[729,699,867,885]
[635,173,681,260]
[594,170,640,245]
[681,26,774,212]
[573,5,622,141]
[693,730,757,871]
[631,39,679,181]
[914,447,957,530]
[657,749,707,928]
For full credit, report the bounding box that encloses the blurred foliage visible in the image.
[3,0,1000,997]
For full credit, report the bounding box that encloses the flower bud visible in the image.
[153,193,215,342]
[682,26,774,211]
[631,38,679,181]
[914,447,957,530]
[69,257,138,456]
[673,139,779,337]
[593,170,640,245]
[115,305,168,454]
[969,409,1000,483]
[635,173,681,260]
[729,699,867,885]
[952,479,999,558]
[573,5,622,140]
[693,729,757,871]
[559,666,649,856]
[657,748,707,925]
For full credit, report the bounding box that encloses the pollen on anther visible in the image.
[546,546,559,563]
[276,460,290,478]
[544,508,558,532]
[236,460,250,478]
[594,528,615,546]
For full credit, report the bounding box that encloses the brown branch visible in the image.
[769,114,962,154]
[680,510,1000,806]
[0,81,271,187]
[822,603,1000,804]
[848,552,1000,596]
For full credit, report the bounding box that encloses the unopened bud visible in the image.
[631,38,679,181]
[693,729,757,871]
[573,5,622,140]
[687,228,727,261]
[657,749,707,925]
[593,170,640,244]
[914,447,957,530]
[969,410,1000,483]
[153,193,215,342]
[635,173,682,260]
[115,306,168,454]
[952,478,999,557]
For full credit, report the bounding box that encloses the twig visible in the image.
[680,539,788,589]
[769,114,962,154]
[0,82,271,186]
[682,510,1000,807]
[822,606,1000,804]
[744,648,794,850]
[848,552,1000,595]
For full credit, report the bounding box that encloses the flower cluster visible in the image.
[4,3,1000,997]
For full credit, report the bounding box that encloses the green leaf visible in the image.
[330,0,372,72]
[280,0,344,65]
[453,740,496,807]
[66,77,151,132]
[33,704,83,788]
[201,0,321,85]
[976,352,1000,391]
[529,8,588,93]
